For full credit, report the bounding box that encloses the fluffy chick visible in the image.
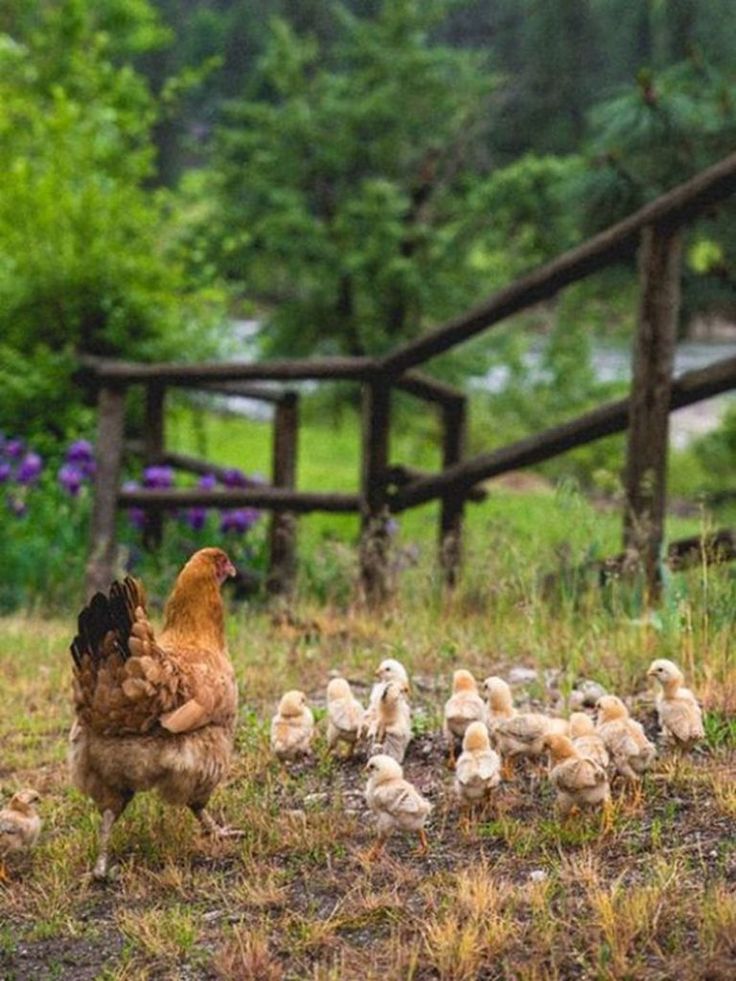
[544,734,610,818]
[372,680,412,763]
[364,754,431,855]
[326,678,365,756]
[0,789,41,879]
[647,659,704,751]
[443,670,487,764]
[270,690,314,760]
[483,677,568,770]
[363,658,410,741]
[455,721,501,809]
[596,695,656,781]
[569,712,610,769]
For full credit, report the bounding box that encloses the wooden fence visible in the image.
[84,151,736,603]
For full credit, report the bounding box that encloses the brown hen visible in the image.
[69,547,239,879]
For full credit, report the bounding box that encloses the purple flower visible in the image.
[198,473,217,491]
[220,508,259,534]
[58,463,84,497]
[0,462,11,484]
[66,439,94,463]
[184,506,208,531]
[16,451,43,485]
[66,440,96,477]
[221,468,252,488]
[143,465,174,490]
[123,480,146,530]
[3,438,24,460]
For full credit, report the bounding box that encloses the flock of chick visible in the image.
[0,656,705,874]
[270,656,705,854]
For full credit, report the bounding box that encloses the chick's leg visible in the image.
[415,829,429,856]
[0,860,8,883]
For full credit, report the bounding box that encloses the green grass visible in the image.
[1,523,735,978]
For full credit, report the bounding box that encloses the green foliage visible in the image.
[203,0,499,361]
[0,0,225,441]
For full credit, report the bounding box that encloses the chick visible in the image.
[270,690,314,760]
[326,677,365,757]
[0,789,42,880]
[596,695,656,782]
[544,734,610,820]
[363,658,410,741]
[647,659,704,751]
[372,680,412,764]
[443,670,487,765]
[569,712,610,769]
[364,754,431,856]
[455,721,501,810]
[483,676,568,775]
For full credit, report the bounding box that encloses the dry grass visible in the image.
[1,550,735,980]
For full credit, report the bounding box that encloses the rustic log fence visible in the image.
[84,151,736,602]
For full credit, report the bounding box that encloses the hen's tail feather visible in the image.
[70,576,145,669]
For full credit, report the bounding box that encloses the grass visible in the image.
[1,499,736,979]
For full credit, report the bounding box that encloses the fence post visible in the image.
[143,382,166,550]
[439,398,467,588]
[360,380,391,606]
[623,223,682,599]
[267,392,299,595]
[86,383,126,598]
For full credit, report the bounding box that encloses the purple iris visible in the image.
[181,473,217,531]
[16,451,43,485]
[66,439,96,478]
[3,439,24,460]
[221,468,253,488]
[220,508,259,534]
[0,462,11,484]
[143,465,174,489]
[123,480,146,530]
[58,463,84,497]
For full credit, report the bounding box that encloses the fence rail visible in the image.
[84,151,736,602]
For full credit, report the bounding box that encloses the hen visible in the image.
[69,547,238,879]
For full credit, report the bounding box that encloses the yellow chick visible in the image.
[483,676,568,771]
[326,678,365,756]
[372,681,412,764]
[363,658,410,741]
[0,789,42,879]
[364,754,432,856]
[569,712,610,769]
[454,721,501,808]
[544,734,610,818]
[647,659,704,750]
[596,696,656,781]
[443,670,487,764]
[270,690,314,760]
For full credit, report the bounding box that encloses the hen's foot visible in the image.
[191,806,244,839]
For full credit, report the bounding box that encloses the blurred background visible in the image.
[2,0,736,609]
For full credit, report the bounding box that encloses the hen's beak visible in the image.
[225,559,237,579]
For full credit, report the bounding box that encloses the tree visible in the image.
[0,0,224,440]
[203,0,498,360]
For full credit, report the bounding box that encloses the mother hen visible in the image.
[70,547,239,879]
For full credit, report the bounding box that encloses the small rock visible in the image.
[575,680,607,707]
[508,667,538,685]
[529,869,547,883]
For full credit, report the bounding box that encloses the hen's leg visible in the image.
[190,803,243,839]
[93,807,121,880]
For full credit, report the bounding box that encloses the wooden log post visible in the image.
[359,381,392,606]
[143,382,166,550]
[267,393,299,595]
[86,384,126,598]
[439,398,467,588]
[623,223,683,598]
